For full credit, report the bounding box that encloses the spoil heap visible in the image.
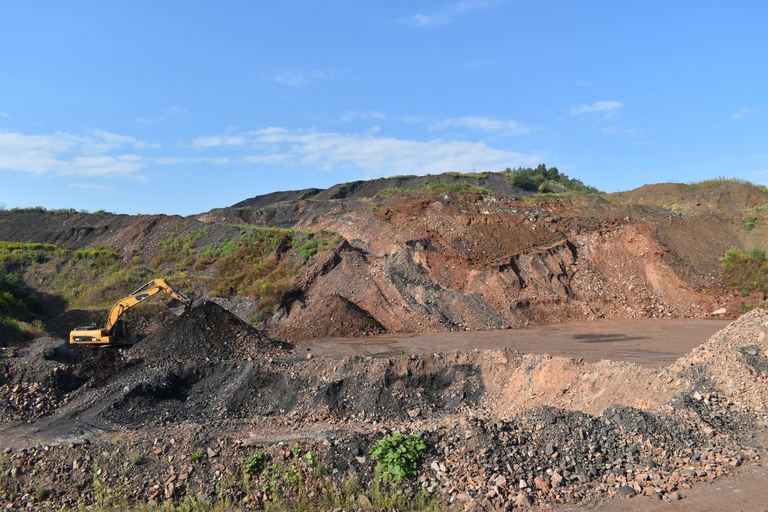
[2,307,768,510]
[130,299,291,365]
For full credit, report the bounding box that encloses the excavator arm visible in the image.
[70,279,191,345]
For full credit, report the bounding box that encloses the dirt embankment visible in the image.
[1,179,759,340]
[271,195,737,339]
[2,303,768,509]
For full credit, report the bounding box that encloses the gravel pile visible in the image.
[129,300,291,365]
[2,308,768,510]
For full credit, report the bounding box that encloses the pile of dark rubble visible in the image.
[0,403,759,510]
[0,382,59,421]
[2,306,768,510]
[129,300,292,366]
[415,406,755,509]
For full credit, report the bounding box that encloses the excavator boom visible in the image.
[69,279,190,345]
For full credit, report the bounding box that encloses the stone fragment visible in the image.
[513,491,532,507]
[534,475,550,493]
[617,485,635,496]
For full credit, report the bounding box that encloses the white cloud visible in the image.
[732,107,752,120]
[195,157,230,166]
[0,112,9,119]
[570,100,624,116]
[401,0,504,27]
[198,127,540,175]
[191,135,246,149]
[339,110,385,122]
[0,130,147,178]
[260,70,332,87]
[432,116,532,135]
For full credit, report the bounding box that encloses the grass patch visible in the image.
[721,248,768,294]
[250,307,273,325]
[742,216,759,231]
[689,177,768,193]
[0,241,64,268]
[204,228,339,309]
[152,227,209,270]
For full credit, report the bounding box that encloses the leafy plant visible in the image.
[250,307,272,325]
[243,451,269,475]
[742,216,758,231]
[369,431,427,483]
[190,449,206,463]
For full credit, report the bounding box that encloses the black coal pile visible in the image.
[129,300,292,366]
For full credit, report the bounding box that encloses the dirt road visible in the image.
[303,318,731,368]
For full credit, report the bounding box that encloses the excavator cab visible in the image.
[69,279,190,345]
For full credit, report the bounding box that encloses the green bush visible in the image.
[503,164,602,194]
[370,431,427,483]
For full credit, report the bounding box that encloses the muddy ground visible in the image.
[2,302,768,510]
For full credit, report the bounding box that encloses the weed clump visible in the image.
[370,431,427,483]
[721,248,768,294]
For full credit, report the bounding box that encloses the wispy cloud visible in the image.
[0,112,9,119]
[570,100,624,116]
[135,105,186,124]
[196,127,540,175]
[432,116,533,136]
[190,135,247,149]
[732,107,752,121]
[260,70,333,87]
[400,0,504,27]
[0,130,148,178]
[339,110,385,122]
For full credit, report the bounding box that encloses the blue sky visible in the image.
[1,1,766,215]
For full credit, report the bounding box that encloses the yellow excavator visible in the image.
[69,279,191,345]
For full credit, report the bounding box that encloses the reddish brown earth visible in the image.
[2,178,768,510]
[2,179,765,340]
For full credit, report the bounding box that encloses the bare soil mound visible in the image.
[274,293,386,339]
[610,181,768,214]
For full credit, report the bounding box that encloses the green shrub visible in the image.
[742,216,758,231]
[370,431,427,483]
[243,451,269,475]
[503,164,602,194]
[189,449,206,463]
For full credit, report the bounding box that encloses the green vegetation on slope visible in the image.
[0,268,47,343]
[375,166,600,197]
[0,225,341,332]
[502,164,602,194]
[721,248,768,295]
[201,228,339,310]
[689,177,768,192]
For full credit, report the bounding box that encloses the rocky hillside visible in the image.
[1,171,767,342]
